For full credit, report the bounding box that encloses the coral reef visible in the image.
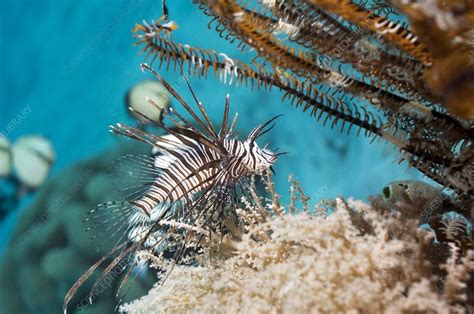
[122,177,474,313]
[57,2,474,312]
[0,142,154,314]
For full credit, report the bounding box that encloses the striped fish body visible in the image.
[132,135,220,215]
[132,136,274,217]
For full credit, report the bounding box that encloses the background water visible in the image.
[0,0,426,313]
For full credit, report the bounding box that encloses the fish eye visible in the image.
[382,186,391,199]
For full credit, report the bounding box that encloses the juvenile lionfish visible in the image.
[63,63,283,312]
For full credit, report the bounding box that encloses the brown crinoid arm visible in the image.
[195,0,326,79]
[304,0,433,65]
[270,1,429,90]
[194,1,435,114]
[195,0,444,116]
[255,0,437,104]
[200,0,432,104]
[134,30,382,137]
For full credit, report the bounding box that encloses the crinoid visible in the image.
[132,0,473,204]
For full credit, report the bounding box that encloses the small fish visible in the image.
[63,64,284,313]
[382,180,443,223]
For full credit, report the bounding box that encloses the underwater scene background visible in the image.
[1,0,472,313]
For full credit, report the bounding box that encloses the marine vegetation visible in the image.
[121,175,474,313]
[132,0,474,205]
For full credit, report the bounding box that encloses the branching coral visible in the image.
[132,0,474,203]
[121,175,474,313]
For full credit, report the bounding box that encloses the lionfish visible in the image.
[63,64,283,312]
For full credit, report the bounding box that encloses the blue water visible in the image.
[1,0,425,311]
